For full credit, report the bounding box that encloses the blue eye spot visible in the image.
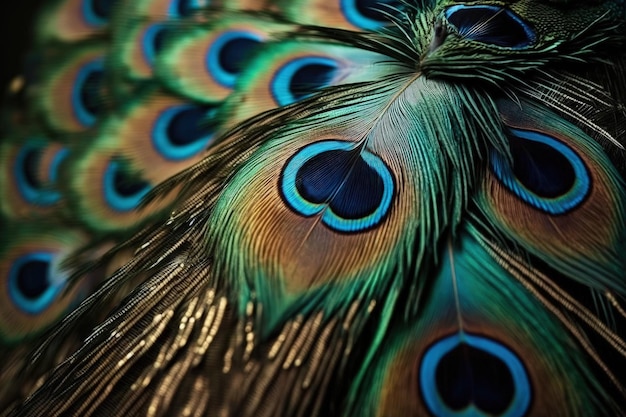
[272,56,339,106]
[103,160,151,212]
[143,23,171,66]
[82,0,115,26]
[19,148,42,189]
[8,252,65,315]
[14,142,68,206]
[152,105,219,160]
[491,128,590,214]
[420,333,531,417]
[72,59,104,128]
[445,5,535,49]
[206,31,264,88]
[280,140,394,233]
[168,0,207,17]
[340,0,399,31]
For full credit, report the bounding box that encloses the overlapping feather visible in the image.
[1,0,626,416]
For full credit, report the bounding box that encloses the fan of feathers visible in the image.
[0,0,625,415]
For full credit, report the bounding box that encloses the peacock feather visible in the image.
[1,0,625,415]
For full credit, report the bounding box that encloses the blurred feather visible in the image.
[27,40,108,133]
[0,134,69,219]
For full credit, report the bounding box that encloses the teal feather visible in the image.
[348,229,622,417]
[1,0,626,416]
[152,10,297,104]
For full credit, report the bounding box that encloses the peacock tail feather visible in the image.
[1,0,625,415]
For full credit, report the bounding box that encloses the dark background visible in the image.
[0,2,44,97]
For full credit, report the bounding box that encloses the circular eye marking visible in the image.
[206,30,264,88]
[340,0,400,30]
[420,333,531,417]
[103,160,152,212]
[444,5,535,49]
[491,128,590,214]
[82,0,115,26]
[152,105,219,161]
[15,146,43,198]
[72,59,105,127]
[271,56,339,106]
[8,252,65,315]
[168,0,207,17]
[143,23,171,66]
[280,140,394,233]
[14,143,68,206]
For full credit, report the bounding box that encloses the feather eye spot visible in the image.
[82,0,115,26]
[491,128,590,214]
[280,140,394,233]
[103,160,151,212]
[72,59,105,127]
[152,105,218,160]
[341,0,398,30]
[14,142,67,206]
[206,31,264,88]
[420,333,531,417]
[444,5,535,49]
[272,57,339,106]
[168,0,206,17]
[8,253,65,315]
[143,23,171,66]
[20,149,42,189]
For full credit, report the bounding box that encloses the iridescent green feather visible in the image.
[348,230,621,417]
[154,11,296,103]
[2,0,626,416]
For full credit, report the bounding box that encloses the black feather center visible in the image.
[510,136,576,198]
[435,343,515,414]
[289,63,337,101]
[296,149,384,219]
[445,5,535,49]
[218,37,262,75]
[166,106,217,146]
[16,259,49,300]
